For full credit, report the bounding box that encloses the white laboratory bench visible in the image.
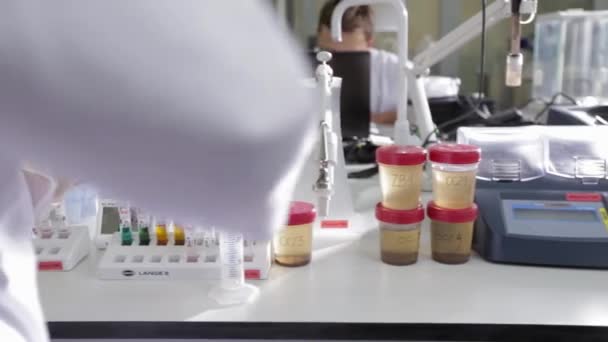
[40,176,608,341]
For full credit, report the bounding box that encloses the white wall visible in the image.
[594,0,608,9]
[288,0,440,52]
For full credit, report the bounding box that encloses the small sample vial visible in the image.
[376,203,424,266]
[121,227,133,246]
[185,237,197,262]
[427,201,478,264]
[137,210,151,245]
[57,227,71,239]
[195,227,205,247]
[376,145,427,210]
[155,219,168,246]
[505,53,523,87]
[173,224,185,246]
[39,226,54,239]
[184,225,199,262]
[202,228,219,261]
[429,144,481,209]
[139,227,150,246]
[273,202,316,267]
[49,202,67,229]
[119,205,133,245]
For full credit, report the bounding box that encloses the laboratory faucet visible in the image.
[312,51,338,218]
[331,0,413,145]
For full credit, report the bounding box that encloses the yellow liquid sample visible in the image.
[156,224,168,246]
[273,223,313,267]
[432,169,477,209]
[174,225,185,246]
[378,163,423,210]
[380,227,421,265]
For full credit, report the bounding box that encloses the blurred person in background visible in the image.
[316,0,400,125]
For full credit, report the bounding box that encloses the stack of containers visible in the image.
[375,146,427,265]
[427,144,481,264]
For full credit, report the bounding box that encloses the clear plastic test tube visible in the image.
[205,227,219,256]
[208,231,259,305]
[184,225,199,262]
[219,231,244,289]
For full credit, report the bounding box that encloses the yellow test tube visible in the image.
[155,220,168,246]
[174,224,185,246]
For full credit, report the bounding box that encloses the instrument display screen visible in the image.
[101,206,120,234]
[513,207,598,222]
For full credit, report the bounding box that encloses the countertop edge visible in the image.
[48,321,608,341]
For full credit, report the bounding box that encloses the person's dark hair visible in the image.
[318,0,374,40]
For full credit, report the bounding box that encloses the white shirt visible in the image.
[369,48,400,115]
[0,1,313,341]
[369,48,461,138]
[369,48,461,115]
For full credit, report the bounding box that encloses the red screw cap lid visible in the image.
[426,201,478,223]
[375,202,425,225]
[428,143,481,165]
[287,201,316,225]
[376,145,427,166]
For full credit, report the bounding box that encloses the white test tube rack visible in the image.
[97,232,271,280]
[34,225,91,271]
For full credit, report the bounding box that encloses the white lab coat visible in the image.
[0,1,314,341]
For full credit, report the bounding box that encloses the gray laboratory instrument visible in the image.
[459,126,608,268]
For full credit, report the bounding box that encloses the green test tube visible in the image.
[121,227,133,246]
[139,227,150,246]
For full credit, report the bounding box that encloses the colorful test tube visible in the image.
[119,206,133,246]
[173,223,185,246]
[155,219,168,246]
[137,210,151,245]
[121,227,133,246]
[139,227,150,246]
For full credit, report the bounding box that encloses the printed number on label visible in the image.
[279,236,305,247]
[436,232,463,241]
[397,235,416,244]
[446,176,468,186]
[392,174,412,187]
